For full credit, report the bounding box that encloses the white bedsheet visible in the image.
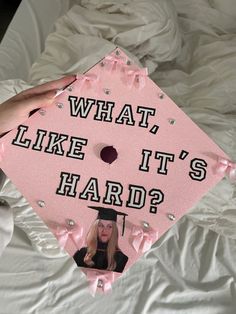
[0,218,236,313]
[0,0,236,313]
[0,0,73,81]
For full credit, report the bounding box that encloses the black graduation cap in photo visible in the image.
[88,206,128,236]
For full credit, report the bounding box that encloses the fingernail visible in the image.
[65,74,76,81]
[53,89,65,98]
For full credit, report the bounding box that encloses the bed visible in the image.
[0,0,236,313]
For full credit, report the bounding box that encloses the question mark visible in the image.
[148,189,164,214]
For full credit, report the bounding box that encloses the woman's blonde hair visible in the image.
[84,219,119,271]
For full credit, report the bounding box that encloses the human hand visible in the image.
[0,76,76,136]
[84,252,95,266]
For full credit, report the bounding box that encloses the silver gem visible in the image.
[103,88,111,95]
[56,103,64,109]
[143,221,150,228]
[158,93,164,99]
[39,109,46,116]
[67,219,75,227]
[167,213,176,221]
[127,60,131,65]
[67,86,73,92]
[37,200,45,208]
[168,119,176,125]
[115,50,120,56]
[97,279,104,288]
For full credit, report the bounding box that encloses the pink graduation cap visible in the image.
[0,48,235,295]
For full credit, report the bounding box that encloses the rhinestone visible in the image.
[115,50,120,56]
[56,103,64,109]
[67,219,75,227]
[37,200,45,208]
[100,62,105,67]
[67,86,73,92]
[97,279,104,288]
[167,213,176,221]
[39,109,46,116]
[127,60,131,65]
[168,119,176,125]
[143,221,150,228]
[136,77,140,83]
[231,169,236,177]
[103,88,111,95]
[158,93,164,99]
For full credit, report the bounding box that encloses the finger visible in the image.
[18,89,57,113]
[18,75,76,98]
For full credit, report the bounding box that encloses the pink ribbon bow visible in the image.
[103,54,126,71]
[216,157,236,181]
[124,67,148,90]
[86,270,115,297]
[131,225,158,253]
[76,73,99,92]
[52,222,83,249]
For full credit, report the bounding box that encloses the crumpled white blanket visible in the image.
[0,0,235,258]
[0,171,13,257]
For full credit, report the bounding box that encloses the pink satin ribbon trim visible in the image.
[216,157,236,181]
[124,67,148,90]
[104,54,126,71]
[52,223,83,249]
[131,225,158,253]
[86,270,115,296]
[76,73,99,92]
